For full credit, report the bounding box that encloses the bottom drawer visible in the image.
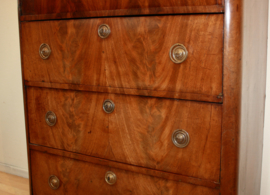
[30,151,219,195]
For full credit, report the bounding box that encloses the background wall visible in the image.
[0,0,28,178]
[239,0,268,194]
[261,0,270,193]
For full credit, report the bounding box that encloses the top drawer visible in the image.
[20,0,223,20]
[21,14,223,103]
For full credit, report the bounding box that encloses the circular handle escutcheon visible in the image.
[172,129,190,148]
[39,43,51,60]
[45,111,57,126]
[48,175,60,190]
[103,100,115,114]
[98,24,111,39]
[105,171,117,185]
[169,43,188,64]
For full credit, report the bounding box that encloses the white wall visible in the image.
[260,0,270,194]
[0,0,28,178]
[238,0,268,194]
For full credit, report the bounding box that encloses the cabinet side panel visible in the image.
[221,0,243,194]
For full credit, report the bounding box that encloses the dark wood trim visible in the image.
[220,0,242,194]
[20,5,224,22]
[25,81,223,103]
[29,144,220,189]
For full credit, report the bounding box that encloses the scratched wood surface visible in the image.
[31,150,219,195]
[21,15,223,103]
[27,87,222,182]
[20,0,219,16]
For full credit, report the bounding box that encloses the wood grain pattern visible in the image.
[21,15,223,103]
[25,81,223,103]
[31,150,219,195]
[217,0,223,5]
[20,6,224,22]
[0,172,29,195]
[220,0,242,194]
[20,0,219,16]
[27,87,222,182]
[30,144,220,188]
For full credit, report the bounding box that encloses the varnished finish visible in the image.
[21,15,223,103]
[27,87,222,182]
[0,171,29,195]
[220,0,242,194]
[19,5,224,21]
[30,144,220,189]
[31,150,219,195]
[20,0,220,16]
[18,0,268,193]
[25,81,223,103]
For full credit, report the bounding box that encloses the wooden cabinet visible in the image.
[27,87,222,181]
[21,15,223,102]
[31,150,220,195]
[18,0,268,194]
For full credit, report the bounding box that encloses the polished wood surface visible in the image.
[30,144,220,188]
[27,87,222,182]
[20,0,219,16]
[21,15,223,103]
[31,150,219,195]
[20,6,224,22]
[220,0,242,194]
[25,81,223,103]
[0,172,29,195]
[18,0,268,194]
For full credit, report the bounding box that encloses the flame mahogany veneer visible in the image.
[18,0,267,194]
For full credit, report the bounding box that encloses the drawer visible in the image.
[22,14,223,102]
[27,87,222,182]
[30,150,219,195]
[21,0,221,16]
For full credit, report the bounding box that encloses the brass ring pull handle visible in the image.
[172,129,190,148]
[98,24,111,39]
[45,111,57,126]
[103,100,115,114]
[105,171,117,185]
[39,43,51,59]
[169,43,188,64]
[48,175,60,190]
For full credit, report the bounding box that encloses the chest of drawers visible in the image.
[18,0,268,194]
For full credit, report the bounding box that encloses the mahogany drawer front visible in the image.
[27,87,222,182]
[21,0,220,16]
[31,150,219,195]
[22,14,223,103]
